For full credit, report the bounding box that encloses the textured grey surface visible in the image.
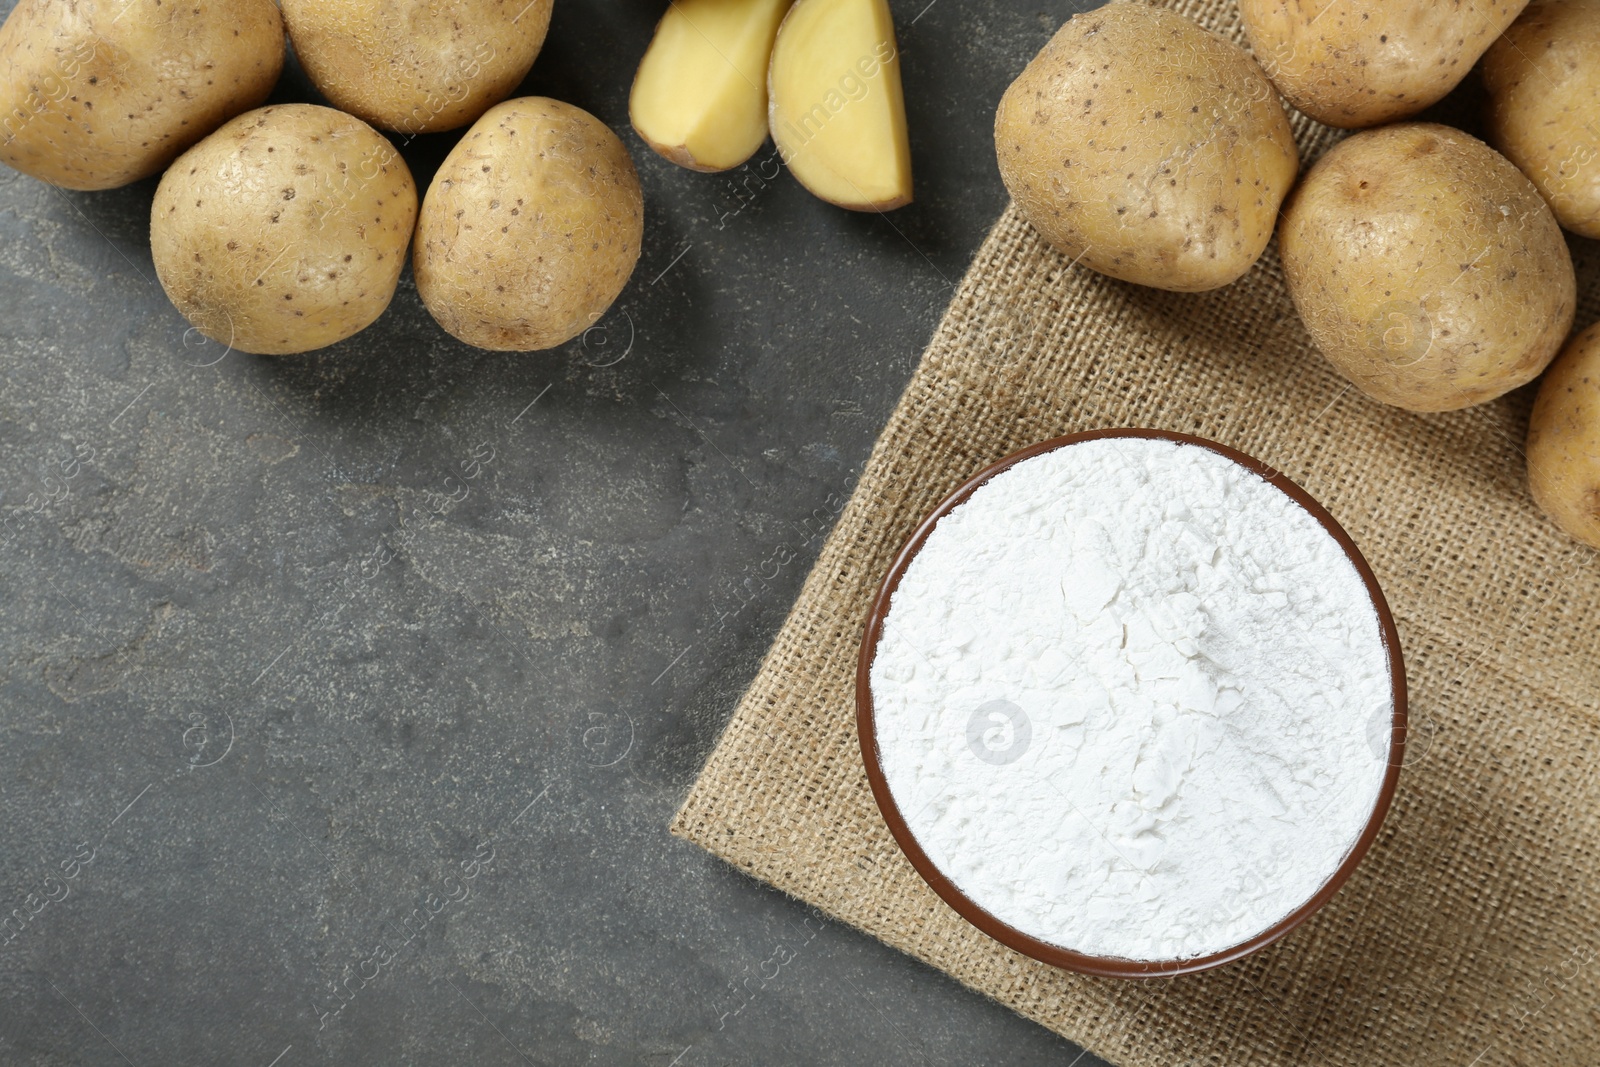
[0,1,1115,1064]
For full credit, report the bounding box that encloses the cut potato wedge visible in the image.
[768,0,912,211]
[631,0,793,172]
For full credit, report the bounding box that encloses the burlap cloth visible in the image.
[672,2,1600,1062]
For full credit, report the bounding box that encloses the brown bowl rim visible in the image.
[854,427,1408,978]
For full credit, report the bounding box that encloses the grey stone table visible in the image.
[0,0,1114,1063]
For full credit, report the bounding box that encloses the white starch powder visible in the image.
[869,436,1393,961]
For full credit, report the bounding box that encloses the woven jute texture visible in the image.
[672,2,1600,1063]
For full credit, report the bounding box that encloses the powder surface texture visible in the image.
[869,437,1394,962]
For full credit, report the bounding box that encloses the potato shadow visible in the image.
[247,188,708,431]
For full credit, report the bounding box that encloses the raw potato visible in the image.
[413,98,644,352]
[768,0,911,211]
[1279,124,1574,412]
[994,3,1298,292]
[1483,0,1600,238]
[1240,0,1528,129]
[1527,322,1600,549]
[281,0,554,135]
[0,0,283,190]
[631,0,792,172]
[151,105,417,356]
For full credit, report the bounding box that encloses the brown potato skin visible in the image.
[1240,0,1527,129]
[413,98,644,352]
[1483,0,1600,239]
[281,0,553,135]
[1528,322,1600,549]
[1280,124,1575,412]
[994,3,1298,293]
[0,0,284,190]
[151,105,418,356]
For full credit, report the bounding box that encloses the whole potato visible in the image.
[994,3,1298,292]
[0,0,283,190]
[281,0,554,135]
[1527,322,1600,548]
[413,97,644,352]
[1240,0,1527,128]
[1483,0,1600,238]
[1280,124,1575,412]
[151,105,417,356]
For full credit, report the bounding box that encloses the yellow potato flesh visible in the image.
[768,0,911,211]
[631,0,792,172]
